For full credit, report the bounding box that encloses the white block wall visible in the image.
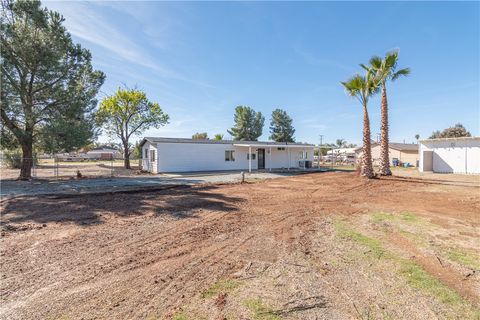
[419,138,480,174]
[142,142,314,173]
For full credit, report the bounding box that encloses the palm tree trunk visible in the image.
[362,103,374,178]
[379,83,392,175]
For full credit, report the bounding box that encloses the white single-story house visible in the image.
[140,137,315,173]
[419,136,480,174]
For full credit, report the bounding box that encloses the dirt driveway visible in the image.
[0,171,292,199]
[1,172,479,319]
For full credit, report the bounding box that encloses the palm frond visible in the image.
[369,56,382,70]
[392,67,411,81]
[359,63,370,71]
[341,75,362,96]
[385,52,398,69]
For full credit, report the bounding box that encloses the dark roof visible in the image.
[141,137,313,147]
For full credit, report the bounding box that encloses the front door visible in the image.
[258,148,265,169]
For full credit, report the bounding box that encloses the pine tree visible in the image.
[227,106,264,141]
[269,109,295,142]
[1,0,105,179]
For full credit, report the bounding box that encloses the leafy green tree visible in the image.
[96,87,169,169]
[365,50,410,175]
[214,133,224,140]
[269,109,295,142]
[37,116,99,154]
[341,69,380,179]
[228,106,264,141]
[129,140,143,159]
[192,132,208,140]
[429,123,471,139]
[1,0,105,179]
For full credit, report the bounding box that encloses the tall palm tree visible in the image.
[364,51,410,175]
[336,138,346,148]
[341,69,380,178]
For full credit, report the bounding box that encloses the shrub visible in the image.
[1,150,38,169]
[3,151,22,169]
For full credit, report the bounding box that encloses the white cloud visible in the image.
[44,1,213,88]
[292,45,349,71]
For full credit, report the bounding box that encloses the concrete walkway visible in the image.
[0,171,299,199]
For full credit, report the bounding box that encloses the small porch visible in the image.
[233,143,313,173]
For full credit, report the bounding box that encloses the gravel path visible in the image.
[0,171,297,198]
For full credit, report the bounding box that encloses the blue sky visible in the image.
[45,1,479,145]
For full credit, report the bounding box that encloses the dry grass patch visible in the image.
[334,218,479,318]
[201,279,241,299]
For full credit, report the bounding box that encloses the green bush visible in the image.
[3,151,23,169]
[2,151,37,169]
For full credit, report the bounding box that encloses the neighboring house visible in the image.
[86,147,122,160]
[140,137,315,173]
[355,142,419,167]
[419,137,479,174]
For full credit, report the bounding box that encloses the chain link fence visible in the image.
[1,156,142,180]
[314,147,357,170]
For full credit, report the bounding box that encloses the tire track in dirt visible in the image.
[388,232,479,306]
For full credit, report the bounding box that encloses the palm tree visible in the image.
[214,133,224,141]
[415,134,420,144]
[341,69,380,178]
[365,50,410,175]
[335,138,346,148]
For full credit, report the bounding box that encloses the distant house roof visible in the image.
[356,142,419,152]
[388,143,419,152]
[141,137,314,147]
[87,146,119,153]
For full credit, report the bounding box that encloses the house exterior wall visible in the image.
[141,141,158,173]
[142,142,313,173]
[419,138,480,174]
[370,145,418,166]
[399,150,419,166]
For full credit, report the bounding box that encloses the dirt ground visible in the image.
[1,172,479,320]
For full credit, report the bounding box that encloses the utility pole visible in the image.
[319,135,323,168]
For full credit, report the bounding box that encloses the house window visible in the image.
[225,150,235,161]
[299,151,308,159]
[144,149,148,159]
[277,147,286,151]
[247,153,256,160]
[150,150,156,162]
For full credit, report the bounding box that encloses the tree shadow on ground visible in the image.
[1,185,242,229]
